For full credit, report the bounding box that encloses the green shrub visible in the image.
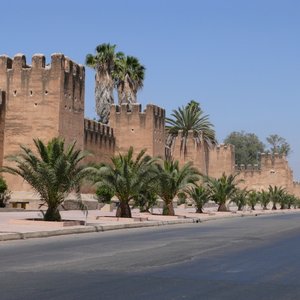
[96,185,114,204]
[0,177,9,208]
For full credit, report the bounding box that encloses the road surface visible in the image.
[1,213,300,299]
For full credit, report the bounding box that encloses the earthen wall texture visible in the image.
[84,118,115,165]
[109,103,165,158]
[170,136,235,177]
[236,154,298,195]
[0,54,84,191]
[0,53,298,200]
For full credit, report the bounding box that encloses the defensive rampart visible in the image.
[109,103,165,158]
[170,132,235,177]
[0,53,85,190]
[84,118,115,164]
[236,153,296,194]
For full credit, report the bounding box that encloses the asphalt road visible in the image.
[1,213,300,300]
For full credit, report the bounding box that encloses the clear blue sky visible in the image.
[1,0,300,179]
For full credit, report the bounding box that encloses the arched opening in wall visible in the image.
[45,90,48,95]
[13,90,17,96]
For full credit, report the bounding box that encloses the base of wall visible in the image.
[8,192,99,210]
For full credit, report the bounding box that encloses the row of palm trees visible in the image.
[86,43,145,123]
[2,138,299,221]
[230,186,300,211]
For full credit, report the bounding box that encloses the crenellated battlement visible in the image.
[0,53,84,77]
[235,164,260,172]
[213,143,235,152]
[109,103,165,157]
[84,118,114,138]
[110,103,165,129]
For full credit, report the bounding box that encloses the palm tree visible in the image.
[187,185,211,213]
[166,101,216,175]
[268,185,285,210]
[114,54,145,105]
[284,194,297,209]
[155,160,200,216]
[93,147,156,218]
[230,188,248,211]
[133,189,158,213]
[247,191,260,210]
[2,138,90,221]
[206,173,240,212]
[259,190,270,210]
[86,43,123,124]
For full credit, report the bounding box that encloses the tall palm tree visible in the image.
[93,147,156,218]
[86,43,123,124]
[206,173,240,212]
[114,54,145,105]
[155,160,200,216]
[166,101,216,175]
[187,185,211,213]
[2,138,90,221]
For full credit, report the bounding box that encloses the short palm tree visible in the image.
[187,185,211,213]
[247,191,260,210]
[93,147,156,218]
[86,43,123,123]
[133,189,158,213]
[155,160,200,216]
[268,185,285,210]
[166,101,216,175]
[2,138,90,221]
[114,54,145,105]
[285,194,297,209]
[259,190,270,210]
[206,173,240,212]
[230,188,248,211]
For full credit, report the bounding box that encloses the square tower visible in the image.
[0,53,85,191]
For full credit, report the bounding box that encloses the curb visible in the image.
[0,211,296,242]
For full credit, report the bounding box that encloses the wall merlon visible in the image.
[32,54,46,69]
[84,118,114,137]
[12,53,28,70]
[50,53,65,70]
[131,103,142,113]
[0,55,12,70]
[145,104,165,118]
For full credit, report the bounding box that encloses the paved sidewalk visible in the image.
[0,207,299,241]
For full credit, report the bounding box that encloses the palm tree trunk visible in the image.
[124,79,136,104]
[272,203,277,210]
[44,205,61,221]
[95,74,114,124]
[196,206,204,213]
[218,203,228,212]
[116,201,132,218]
[117,83,125,105]
[163,201,175,216]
